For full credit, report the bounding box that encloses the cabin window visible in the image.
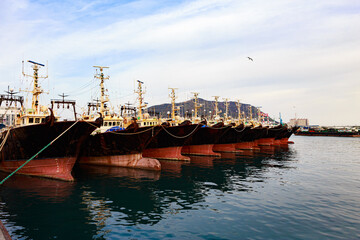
[104,122,108,126]
[41,118,45,123]
[117,122,120,126]
[35,118,40,123]
[29,118,34,123]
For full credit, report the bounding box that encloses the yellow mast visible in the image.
[213,96,222,119]
[248,105,253,122]
[169,88,180,120]
[135,80,147,120]
[236,100,242,124]
[257,106,262,124]
[192,92,202,118]
[22,60,48,114]
[93,66,109,116]
[223,98,229,120]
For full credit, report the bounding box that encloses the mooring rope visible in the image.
[0,120,80,185]
[233,125,247,133]
[85,121,158,136]
[109,126,157,135]
[161,124,201,139]
[268,127,285,131]
[206,125,231,130]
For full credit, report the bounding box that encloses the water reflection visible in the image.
[0,173,75,203]
[0,145,296,239]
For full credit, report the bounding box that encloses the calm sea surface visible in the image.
[1,136,360,239]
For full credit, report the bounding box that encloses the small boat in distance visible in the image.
[295,127,359,137]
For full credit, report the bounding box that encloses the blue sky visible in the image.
[1,0,360,125]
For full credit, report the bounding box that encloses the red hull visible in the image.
[79,153,161,171]
[235,141,260,150]
[0,157,76,181]
[143,147,190,161]
[181,144,221,157]
[255,138,275,146]
[213,143,243,153]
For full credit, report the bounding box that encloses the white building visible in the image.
[0,106,20,126]
[288,118,309,127]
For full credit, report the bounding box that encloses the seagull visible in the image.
[247,57,253,61]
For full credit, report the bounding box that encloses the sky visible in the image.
[0,0,359,125]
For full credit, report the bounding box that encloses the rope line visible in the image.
[0,120,80,185]
[108,126,156,135]
[84,121,157,136]
[0,128,11,152]
[233,125,246,133]
[206,125,230,130]
[161,124,201,139]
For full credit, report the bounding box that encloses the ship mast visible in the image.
[22,60,48,114]
[93,66,109,116]
[213,96,222,119]
[257,106,262,124]
[135,80,147,120]
[192,92,202,119]
[236,100,242,124]
[223,98,229,120]
[169,88,179,120]
[248,105,253,122]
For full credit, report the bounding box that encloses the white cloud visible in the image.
[1,0,360,125]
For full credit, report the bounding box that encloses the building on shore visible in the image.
[288,118,309,127]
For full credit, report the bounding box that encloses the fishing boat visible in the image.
[0,61,101,181]
[143,88,202,160]
[78,67,162,170]
[294,127,359,137]
[181,121,232,157]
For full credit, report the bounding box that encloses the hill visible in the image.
[146,98,263,120]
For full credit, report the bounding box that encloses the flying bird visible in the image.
[247,57,253,61]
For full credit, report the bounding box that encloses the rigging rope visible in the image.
[85,120,158,136]
[160,124,201,139]
[233,125,247,133]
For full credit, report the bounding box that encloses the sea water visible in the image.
[0,136,359,239]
